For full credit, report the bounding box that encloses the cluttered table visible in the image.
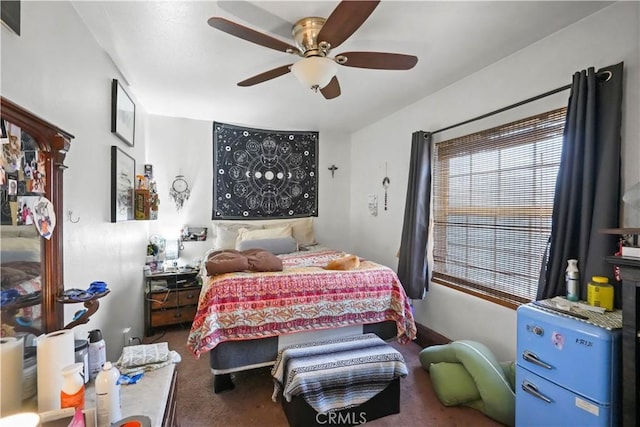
[89,363,176,427]
[24,363,176,427]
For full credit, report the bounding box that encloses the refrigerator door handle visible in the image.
[522,350,553,370]
[521,380,552,403]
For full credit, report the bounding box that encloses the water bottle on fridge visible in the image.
[566,259,580,302]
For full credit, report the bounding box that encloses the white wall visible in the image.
[349,2,639,361]
[144,115,352,260]
[0,0,351,363]
[3,1,637,365]
[1,1,150,361]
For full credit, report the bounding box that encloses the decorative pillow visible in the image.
[262,217,316,246]
[244,248,283,272]
[428,362,481,406]
[419,340,515,426]
[236,237,298,255]
[214,222,263,250]
[236,224,292,247]
[205,251,250,275]
[205,249,283,275]
[324,254,360,270]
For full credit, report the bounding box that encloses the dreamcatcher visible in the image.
[169,175,190,212]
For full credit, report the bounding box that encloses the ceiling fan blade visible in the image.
[336,52,418,70]
[237,64,292,87]
[317,1,380,49]
[208,17,299,54]
[320,77,341,100]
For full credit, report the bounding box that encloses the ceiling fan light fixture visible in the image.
[291,56,337,92]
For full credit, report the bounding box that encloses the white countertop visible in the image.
[27,364,175,427]
[87,363,175,427]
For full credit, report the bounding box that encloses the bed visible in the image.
[187,223,417,392]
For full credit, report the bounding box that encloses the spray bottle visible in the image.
[88,329,106,381]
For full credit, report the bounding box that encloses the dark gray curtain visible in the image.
[538,62,624,303]
[398,131,432,299]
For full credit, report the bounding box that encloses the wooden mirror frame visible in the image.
[1,96,73,333]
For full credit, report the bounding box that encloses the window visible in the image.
[431,107,566,308]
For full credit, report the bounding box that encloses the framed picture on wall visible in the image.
[111,145,135,222]
[111,79,135,147]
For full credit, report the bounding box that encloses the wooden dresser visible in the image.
[144,270,201,336]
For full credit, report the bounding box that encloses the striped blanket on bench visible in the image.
[271,333,408,413]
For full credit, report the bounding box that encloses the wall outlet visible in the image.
[123,327,132,347]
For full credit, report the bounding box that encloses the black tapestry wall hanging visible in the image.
[212,122,318,220]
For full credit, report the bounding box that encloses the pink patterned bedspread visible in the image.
[187,248,417,358]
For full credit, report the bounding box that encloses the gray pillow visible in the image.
[236,237,298,255]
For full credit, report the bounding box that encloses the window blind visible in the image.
[432,107,567,307]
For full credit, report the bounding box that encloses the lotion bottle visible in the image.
[95,361,121,427]
[60,362,85,410]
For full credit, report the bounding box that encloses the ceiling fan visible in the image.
[208,0,418,100]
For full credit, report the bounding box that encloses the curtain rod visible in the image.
[431,83,572,136]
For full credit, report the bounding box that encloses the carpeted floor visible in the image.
[146,326,504,427]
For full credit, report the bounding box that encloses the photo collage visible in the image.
[1,119,49,230]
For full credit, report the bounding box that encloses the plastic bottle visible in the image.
[74,339,89,384]
[60,362,85,410]
[95,361,121,427]
[88,329,106,381]
[566,259,580,302]
[588,276,614,310]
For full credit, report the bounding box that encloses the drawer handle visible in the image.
[185,294,195,299]
[173,312,182,318]
[521,380,552,403]
[522,350,553,370]
[176,280,188,284]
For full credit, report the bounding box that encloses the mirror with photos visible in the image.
[0,97,72,339]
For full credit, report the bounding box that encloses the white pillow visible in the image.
[236,224,293,248]
[262,217,316,246]
[236,237,298,255]
[214,222,262,250]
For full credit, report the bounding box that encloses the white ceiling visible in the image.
[72,1,612,133]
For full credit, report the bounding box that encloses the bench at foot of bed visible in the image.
[273,333,408,427]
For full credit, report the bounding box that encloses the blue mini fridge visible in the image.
[516,302,621,426]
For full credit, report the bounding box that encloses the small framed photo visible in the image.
[111,145,135,222]
[111,79,135,147]
[181,226,208,242]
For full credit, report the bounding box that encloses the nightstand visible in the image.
[144,270,201,336]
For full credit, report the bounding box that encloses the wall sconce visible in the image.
[169,175,190,211]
